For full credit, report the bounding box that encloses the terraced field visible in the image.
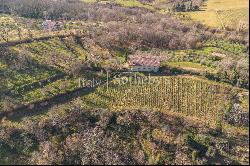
[1,36,248,114]
[0,58,62,111]
[76,75,246,125]
[0,36,90,112]
[0,0,249,165]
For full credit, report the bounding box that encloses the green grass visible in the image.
[204,39,247,55]
[0,36,90,111]
[21,76,79,104]
[164,61,217,74]
[0,62,61,112]
[14,37,89,71]
[115,0,154,9]
[82,0,154,10]
[162,39,248,70]
[162,48,220,69]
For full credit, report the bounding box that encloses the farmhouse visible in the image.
[128,55,164,72]
[42,20,62,31]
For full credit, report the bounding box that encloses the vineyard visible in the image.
[1,35,248,114]
[0,0,249,165]
[79,75,242,124]
[1,34,247,121]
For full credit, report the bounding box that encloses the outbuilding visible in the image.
[128,55,165,72]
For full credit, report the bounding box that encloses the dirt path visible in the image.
[0,33,74,47]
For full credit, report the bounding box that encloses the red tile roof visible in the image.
[129,56,165,67]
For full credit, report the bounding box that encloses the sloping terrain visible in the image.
[0,0,249,165]
[184,0,249,30]
[0,108,249,165]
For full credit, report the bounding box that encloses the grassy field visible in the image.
[184,0,249,29]
[82,0,154,10]
[164,61,217,74]
[0,36,90,112]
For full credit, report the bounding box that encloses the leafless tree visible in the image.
[0,28,10,42]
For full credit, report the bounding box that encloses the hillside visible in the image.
[1,108,249,165]
[81,0,249,30]
[0,0,249,165]
[183,0,249,30]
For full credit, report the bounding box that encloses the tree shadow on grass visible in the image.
[1,85,98,122]
[0,73,118,122]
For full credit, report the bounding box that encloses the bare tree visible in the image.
[13,49,33,70]
[17,27,22,40]
[3,96,15,112]
[0,28,10,42]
